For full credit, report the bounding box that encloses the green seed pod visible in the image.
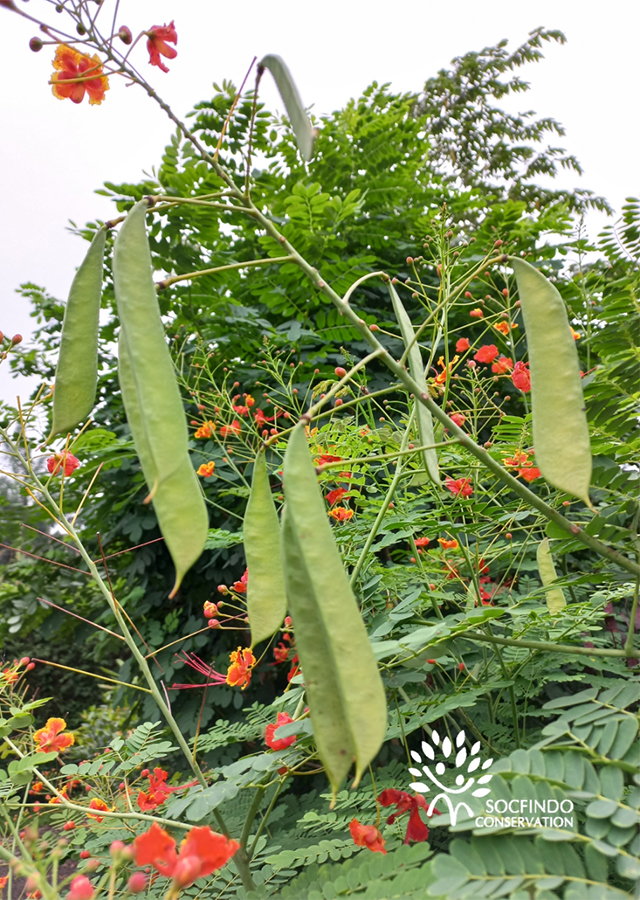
[282,424,387,796]
[119,332,208,599]
[511,258,592,502]
[258,55,316,162]
[244,450,286,647]
[387,282,439,485]
[113,200,188,490]
[537,537,566,616]
[48,228,106,441]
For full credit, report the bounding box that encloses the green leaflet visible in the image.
[244,451,286,647]
[48,228,106,441]
[511,258,592,502]
[387,282,440,485]
[259,55,316,162]
[115,202,207,597]
[537,538,567,616]
[113,200,188,490]
[282,424,387,797]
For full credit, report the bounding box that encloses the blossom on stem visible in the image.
[197,462,215,478]
[87,798,109,822]
[226,648,255,690]
[444,476,473,498]
[379,789,440,843]
[34,718,74,753]
[473,344,499,364]
[518,466,541,482]
[325,487,347,506]
[265,712,296,750]
[511,361,531,392]
[438,538,459,550]
[194,422,215,439]
[494,320,517,336]
[137,768,197,812]
[349,819,386,854]
[146,22,177,73]
[328,507,353,522]
[232,568,248,593]
[434,355,459,385]
[47,452,80,476]
[134,822,238,884]
[455,337,470,353]
[491,355,513,374]
[220,420,241,438]
[51,45,109,105]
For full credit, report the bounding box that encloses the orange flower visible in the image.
[134,822,238,885]
[518,466,541,482]
[569,326,581,340]
[34,718,74,754]
[197,462,215,478]
[232,568,248,593]
[349,819,386,854]
[328,507,353,522]
[494,320,518,336]
[503,450,529,467]
[438,538,459,550]
[226,648,255,690]
[455,337,470,352]
[414,537,430,547]
[491,355,513,374]
[434,355,459,384]
[219,420,241,439]
[146,22,178,73]
[51,44,109,105]
[265,712,296,750]
[87,798,109,822]
[194,422,215,439]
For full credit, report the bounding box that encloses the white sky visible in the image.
[1,0,638,405]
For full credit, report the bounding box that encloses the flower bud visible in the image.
[11,334,22,345]
[68,875,94,900]
[171,855,201,889]
[334,398,343,407]
[334,367,347,377]
[110,840,125,858]
[76,23,86,35]
[63,821,76,831]
[29,37,43,52]
[207,618,220,629]
[127,873,147,894]
[118,25,132,44]
[80,851,91,860]
[19,656,30,665]
[26,662,36,671]
[284,616,293,627]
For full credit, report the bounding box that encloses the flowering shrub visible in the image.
[0,4,638,899]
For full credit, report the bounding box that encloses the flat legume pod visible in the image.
[536,538,566,616]
[48,228,106,441]
[244,451,286,647]
[259,55,316,162]
[118,313,207,598]
[281,506,355,796]
[282,424,387,791]
[511,258,592,502]
[387,282,440,485]
[113,200,188,489]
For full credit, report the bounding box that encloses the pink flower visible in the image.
[511,361,531,392]
[146,22,177,73]
[444,477,473,498]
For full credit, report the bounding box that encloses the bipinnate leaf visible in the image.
[511,257,592,502]
[244,450,286,646]
[281,424,387,797]
[387,282,440,485]
[259,55,316,161]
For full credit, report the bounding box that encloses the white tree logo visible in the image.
[408,727,494,826]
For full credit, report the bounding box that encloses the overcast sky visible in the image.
[1,0,638,405]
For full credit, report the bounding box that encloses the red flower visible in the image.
[518,466,541,483]
[146,22,177,73]
[349,819,386,854]
[491,355,513,374]
[87,798,109,822]
[273,642,289,664]
[265,712,296,750]
[232,568,248,593]
[414,537,430,547]
[134,823,238,883]
[137,768,195,813]
[455,337,470,353]
[47,452,80,477]
[511,361,531,392]
[220,420,242,438]
[226,648,255,690]
[444,476,473,498]
[315,454,342,466]
[51,44,109,105]
[325,487,347,506]
[473,344,499,364]
[379,789,439,844]
[232,405,250,417]
[34,718,74,753]
[67,876,94,900]
[449,413,466,428]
